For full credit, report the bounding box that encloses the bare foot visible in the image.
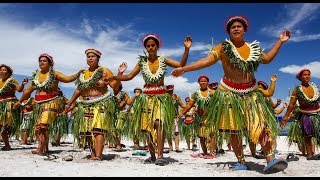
[31,149,41,154]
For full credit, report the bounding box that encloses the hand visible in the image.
[280,116,289,128]
[22,78,29,85]
[118,62,127,74]
[283,102,288,108]
[171,67,185,77]
[279,30,291,42]
[13,101,21,110]
[276,98,282,105]
[271,74,278,82]
[184,35,192,49]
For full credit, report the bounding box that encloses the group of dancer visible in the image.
[0,15,319,174]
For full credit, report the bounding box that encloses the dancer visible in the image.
[171,15,291,173]
[109,33,192,166]
[281,68,320,160]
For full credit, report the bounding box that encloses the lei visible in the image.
[31,68,55,90]
[138,54,167,85]
[75,67,103,90]
[0,77,15,96]
[296,82,320,107]
[193,89,213,109]
[222,39,263,72]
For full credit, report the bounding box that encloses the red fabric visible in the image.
[300,104,320,111]
[143,85,166,95]
[223,78,256,89]
[0,96,16,101]
[35,93,58,101]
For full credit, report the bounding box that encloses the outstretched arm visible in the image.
[110,63,140,81]
[55,70,84,83]
[262,30,291,64]
[166,36,192,68]
[171,43,220,77]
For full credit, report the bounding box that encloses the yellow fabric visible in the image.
[0,100,16,126]
[213,42,250,61]
[141,96,162,133]
[80,104,110,132]
[217,85,265,144]
[0,78,18,88]
[38,71,49,83]
[84,67,103,80]
[37,97,61,125]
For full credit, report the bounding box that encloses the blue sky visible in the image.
[1,3,320,115]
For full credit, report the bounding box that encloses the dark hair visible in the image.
[143,37,160,48]
[134,88,142,93]
[39,56,53,66]
[226,18,248,34]
[0,65,13,76]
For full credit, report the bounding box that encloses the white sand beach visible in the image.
[0,135,319,177]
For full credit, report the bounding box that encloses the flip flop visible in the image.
[263,158,288,174]
[230,162,249,170]
[286,153,299,162]
[155,158,167,166]
[204,155,216,159]
[190,153,201,158]
[143,157,156,164]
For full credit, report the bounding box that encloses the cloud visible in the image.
[279,61,320,79]
[0,14,206,96]
[260,3,320,47]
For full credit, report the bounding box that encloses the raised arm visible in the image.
[166,36,192,68]
[261,30,291,64]
[111,63,140,81]
[15,78,29,92]
[274,102,287,115]
[171,43,221,77]
[259,74,277,97]
[55,70,83,83]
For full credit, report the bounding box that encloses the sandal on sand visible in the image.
[44,154,59,161]
[190,154,200,158]
[144,157,156,164]
[1,146,12,151]
[62,155,73,161]
[253,153,265,159]
[155,158,167,166]
[263,158,288,174]
[175,149,183,153]
[286,153,299,162]
[204,155,216,159]
[306,154,320,160]
[230,162,249,170]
